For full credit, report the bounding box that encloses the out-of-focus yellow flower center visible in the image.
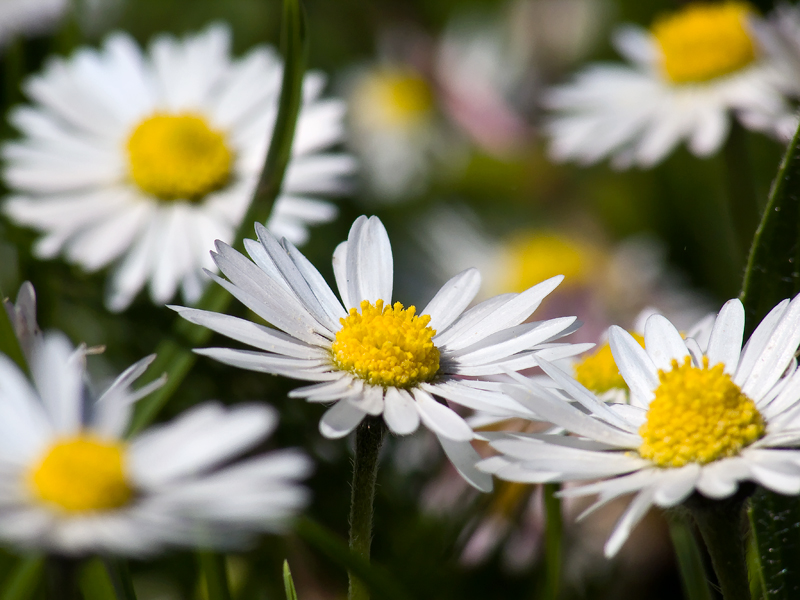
[357,69,433,128]
[652,2,757,84]
[127,112,232,201]
[499,232,594,294]
[639,357,764,468]
[30,436,132,513]
[574,333,645,394]
[332,299,440,388]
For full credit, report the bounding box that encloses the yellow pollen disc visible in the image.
[331,299,440,388]
[574,333,644,394]
[127,112,233,201]
[639,357,764,468]
[499,232,595,294]
[30,436,132,513]
[357,69,433,128]
[652,2,757,84]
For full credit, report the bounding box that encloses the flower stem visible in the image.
[198,552,232,600]
[348,417,386,600]
[542,484,562,600]
[686,494,750,600]
[667,514,713,600]
[46,557,80,600]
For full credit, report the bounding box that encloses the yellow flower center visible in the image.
[331,299,440,388]
[30,436,133,513]
[574,334,645,394]
[499,232,595,294]
[356,69,433,128]
[126,112,233,201]
[652,2,757,84]
[639,357,764,468]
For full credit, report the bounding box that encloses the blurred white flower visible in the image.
[3,24,356,311]
[481,296,800,556]
[0,0,68,47]
[347,61,448,200]
[0,331,311,555]
[545,2,788,168]
[417,205,709,340]
[174,215,591,491]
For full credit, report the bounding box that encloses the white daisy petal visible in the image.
[609,326,658,408]
[383,388,421,435]
[706,299,745,373]
[319,401,367,439]
[411,389,473,442]
[437,436,493,492]
[422,268,481,333]
[644,314,690,371]
[604,488,656,558]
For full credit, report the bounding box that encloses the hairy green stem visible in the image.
[348,418,386,600]
[686,494,750,600]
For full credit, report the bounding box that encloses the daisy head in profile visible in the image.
[545,1,790,168]
[173,215,592,492]
[0,332,311,555]
[479,294,800,556]
[2,24,355,312]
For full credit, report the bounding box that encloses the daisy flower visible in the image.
[172,215,590,491]
[0,331,311,555]
[3,24,356,311]
[347,61,443,200]
[545,1,788,168]
[479,295,800,556]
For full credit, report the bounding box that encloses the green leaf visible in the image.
[198,552,232,600]
[126,0,308,437]
[78,559,117,600]
[668,516,713,600]
[294,518,412,600]
[283,561,298,600]
[740,118,800,599]
[0,557,43,600]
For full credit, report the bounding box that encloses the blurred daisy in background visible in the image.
[347,56,448,200]
[745,3,800,139]
[3,24,356,311]
[481,295,800,556]
[174,215,592,491]
[545,1,789,168]
[0,331,311,555]
[417,205,708,343]
[0,0,68,47]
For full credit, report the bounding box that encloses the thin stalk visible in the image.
[198,552,232,600]
[348,418,386,600]
[667,515,713,600]
[102,558,137,600]
[46,557,81,600]
[541,484,562,600]
[686,494,750,600]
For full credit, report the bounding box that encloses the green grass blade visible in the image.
[740,117,800,599]
[283,561,298,600]
[294,517,411,600]
[668,516,713,600]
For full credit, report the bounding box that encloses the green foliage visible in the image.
[741,115,800,599]
[283,561,298,600]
